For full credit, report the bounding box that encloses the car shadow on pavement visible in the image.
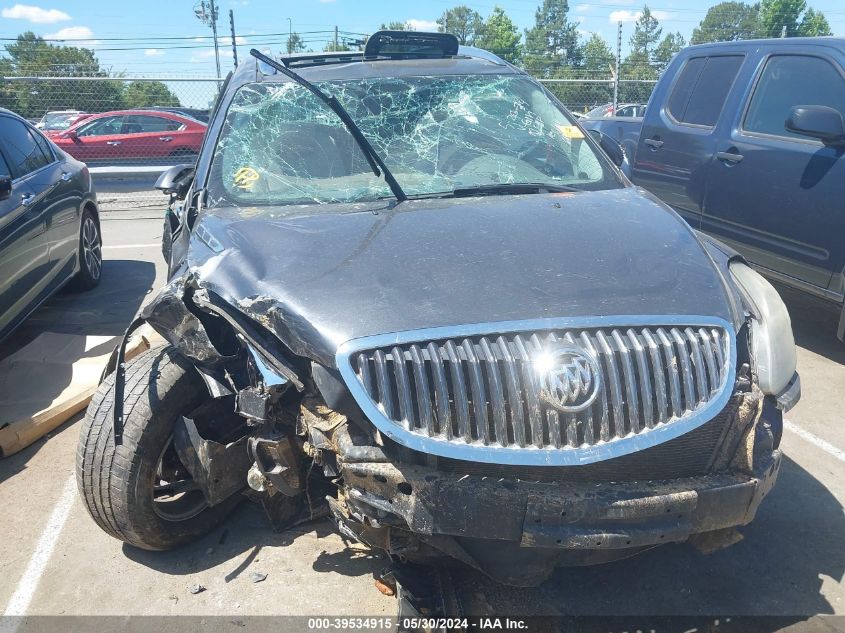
[775,282,845,365]
[0,259,157,359]
[450,454,844,621]
[122,501,385,582]
[0,259,156,477]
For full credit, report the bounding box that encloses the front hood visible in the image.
[185,188,737,365]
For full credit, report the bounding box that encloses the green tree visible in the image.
[572,33,616,110]
[759,0,832,37]
[437,6,484,45]
[630,5,663,60]
[286,32,306,54]
[620,50,658,102]
[758,0,806,37]
[619,4,663,102]
[524,0,582,76]
[690,2,760,43]
[379,21,408,31]
[123,81,180,108]
[654,31,686,72]
[798,7,832,36]
[324,41,352,52]
[475,7,522,63]
[0,32,124,118]
[582,33,614,71]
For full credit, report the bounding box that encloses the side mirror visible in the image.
[0,176,11,201]
[155,164,195,200]
[588,129,625,167]
[64,129,78,140]
[786,105,845,146]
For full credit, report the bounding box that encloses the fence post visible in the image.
[613,21,621,113]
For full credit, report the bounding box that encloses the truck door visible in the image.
[632,54,745,228]
[702,51,845,293]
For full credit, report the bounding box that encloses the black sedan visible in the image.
[0,107,102,341]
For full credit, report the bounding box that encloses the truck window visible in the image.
[666,55,744,128]
[744,55,845,139]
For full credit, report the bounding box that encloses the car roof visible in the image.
[74,109,201,121]
[229,44,518,87]
[685,36,845,52]
[0,108,30,123]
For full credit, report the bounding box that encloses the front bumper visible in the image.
[335,449,780,585]
[324,387,781,585]
[340,448,780,546]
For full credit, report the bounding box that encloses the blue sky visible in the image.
[2,0,844,79]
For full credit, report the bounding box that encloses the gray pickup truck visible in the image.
[582,37,845,340]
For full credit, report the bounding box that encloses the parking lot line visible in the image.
[2,475,76,621]
[785,419,845,463]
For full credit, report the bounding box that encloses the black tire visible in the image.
[68,208,102,291]
[76,345,239,550]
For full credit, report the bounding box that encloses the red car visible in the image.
[51,110,206,163]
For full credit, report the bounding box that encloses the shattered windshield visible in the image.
[207,74,621,207]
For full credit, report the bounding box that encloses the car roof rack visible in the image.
[363,31,459,60]
[265,31,463,71]
[284,51,365,69]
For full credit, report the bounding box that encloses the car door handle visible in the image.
[159,136,173,142]
[60,171,72,181]
[643,138,664,150]
[21,193,34,206]
[106,140,122,146]
[716,151,744,164]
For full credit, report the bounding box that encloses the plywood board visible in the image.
[0,331,150,457]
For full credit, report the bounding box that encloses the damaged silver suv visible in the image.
[78,32,800,590]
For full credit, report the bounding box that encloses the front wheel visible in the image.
[76,345,239,550]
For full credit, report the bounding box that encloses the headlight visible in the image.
[729,260,797,395]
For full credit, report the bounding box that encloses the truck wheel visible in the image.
[76,345,240,550]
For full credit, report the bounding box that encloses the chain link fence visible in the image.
[2,74,657,209]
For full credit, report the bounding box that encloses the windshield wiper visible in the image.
[416,183,580,199]
[249,49,407,203]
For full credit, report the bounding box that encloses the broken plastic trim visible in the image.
[248,48,407,203]
[190,289,304,392]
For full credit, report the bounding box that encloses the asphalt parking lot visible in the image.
[0,207,843,629]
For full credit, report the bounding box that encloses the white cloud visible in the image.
[608,10,638,23]
[574,4,591,13]
[190,48,235,63]
[44,25,94,40]
[1,3,70,23]
[406,19,438,31]
[609,9,671,23]
[144,48,164,56]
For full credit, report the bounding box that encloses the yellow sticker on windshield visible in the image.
[557,124,584,139]
[233,166,260,190]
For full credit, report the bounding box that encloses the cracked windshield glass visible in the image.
[208,74,620,207]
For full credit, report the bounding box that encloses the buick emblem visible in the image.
[536,346,602,413]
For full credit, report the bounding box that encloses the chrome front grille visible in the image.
[337,319,735,465]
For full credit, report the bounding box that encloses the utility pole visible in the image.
[194,0,221,79]
[287,17,293,53]
[334,25,339,51]
[780,24,787,38]
[229,9,238,67]
[210,0,220,78]
[613,21,622,113]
